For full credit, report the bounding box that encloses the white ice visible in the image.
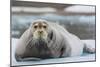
[11,38,95,66]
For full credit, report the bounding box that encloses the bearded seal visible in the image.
[15,19,95,61]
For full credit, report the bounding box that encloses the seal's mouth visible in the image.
[33,29,48,40]
[38,35,44,39]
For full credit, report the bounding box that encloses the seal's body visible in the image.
[15,19,95,61]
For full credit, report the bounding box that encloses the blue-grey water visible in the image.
[11,14,95,39]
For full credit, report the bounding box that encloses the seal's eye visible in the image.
[34,25,37,29]
[43,25,47,28]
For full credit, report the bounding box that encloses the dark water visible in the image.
[11,14,95,39]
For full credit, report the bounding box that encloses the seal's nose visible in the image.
[38,30,43,34]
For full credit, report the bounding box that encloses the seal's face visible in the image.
[32,20,48,41]
[30,20,52,58]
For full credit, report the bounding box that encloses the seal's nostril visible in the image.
[38,31,43,34]
[40,31,42,34]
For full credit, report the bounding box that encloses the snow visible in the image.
[12,7,56,13]
[65,6,95,13]
[11,38,95,66]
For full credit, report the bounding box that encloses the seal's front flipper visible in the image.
[83,43,95,53]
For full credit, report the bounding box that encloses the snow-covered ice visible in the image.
[11,38,95,66]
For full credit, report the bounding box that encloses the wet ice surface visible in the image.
[11,38,95,66]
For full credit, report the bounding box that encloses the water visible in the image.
[11,14,95,39]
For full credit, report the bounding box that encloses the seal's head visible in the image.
[30,19,54,50]
[30,19,52,57]
[31,19,49,41]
